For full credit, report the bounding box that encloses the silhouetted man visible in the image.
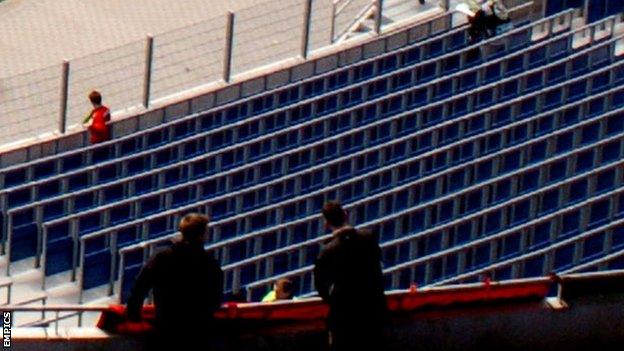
[314,201,387,351]
[127,213,223,350]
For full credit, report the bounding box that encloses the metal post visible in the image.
[301,0,313,59]
[143,34,154,109]
[223,11,235,83]
[374,0,384,35]
[330,2,337,43]
[59,60,70,134]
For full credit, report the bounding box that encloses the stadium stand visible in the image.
[1,0,624,338]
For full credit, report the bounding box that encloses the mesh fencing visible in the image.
[0,65,62,145]
[66,40,145,129]
[0,0,430,149]
[231,0,306,75]
[152,15,227,101]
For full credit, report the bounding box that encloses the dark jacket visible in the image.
[126,240,224,331]
[314,226,387,332]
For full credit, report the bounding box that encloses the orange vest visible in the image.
[88,106,111,144]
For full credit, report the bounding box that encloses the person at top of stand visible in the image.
[483,0,511,35]
[261,278,295,302]
[83,91,111,144]
[460,0,511,43]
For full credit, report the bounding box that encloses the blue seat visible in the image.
[601,140,621,162]
[45,237,74,275]
[553,244,575,271]
[582,232,605,261]
[82,250,112,290]
[7,188,31,208]
[43,200,66,221]
[523,255,545,277]
[588,199,611,229]
[502,232,522,258]
[10,223,38,262]
[612,226,624,249]
[120,264,142,303]
[595,169,616,193]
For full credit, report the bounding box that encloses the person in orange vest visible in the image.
[83,91,111,144]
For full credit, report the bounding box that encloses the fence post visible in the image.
[330,1,337,43]
[59,60,70,134]
[374,0,384,35]
[223,11,235,83]
[442,0,450,11]
[143,34,154,109]
[301,0,313,59]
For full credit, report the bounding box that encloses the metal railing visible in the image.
[0,0,454,150]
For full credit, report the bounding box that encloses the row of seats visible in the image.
[0,10,474,188]
[241,186,624,302]
[79,37,621,296]
[4,10,607,270]
[105,15,619,298]
[5,5,623,304]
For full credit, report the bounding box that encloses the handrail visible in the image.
[0,279,12,305]
[561,251,624,274]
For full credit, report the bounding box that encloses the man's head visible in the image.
[274,278,293,300]
[322,201,348,231]
[179,213,209,244]
[88,91,102,107]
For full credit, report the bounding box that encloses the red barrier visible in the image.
[98,278,552,334]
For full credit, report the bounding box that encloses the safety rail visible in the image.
[0,1,541,171]
[561,248,624,274]
[0,0,539,196]
[0,279,12,305]
[331,0,376,43]
[0,0,453,151]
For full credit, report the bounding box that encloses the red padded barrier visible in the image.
[98,278,552,334]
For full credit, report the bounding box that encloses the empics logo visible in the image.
[2,311,10,349]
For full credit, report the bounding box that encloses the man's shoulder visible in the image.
[356,228,379,243]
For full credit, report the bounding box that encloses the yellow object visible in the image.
[262,290,277,302]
